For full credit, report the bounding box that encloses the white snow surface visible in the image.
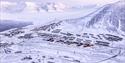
[0,0,125,63]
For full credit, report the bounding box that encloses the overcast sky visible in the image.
[0,0,121,22]
[1,0,120,4]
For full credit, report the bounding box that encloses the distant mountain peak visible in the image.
[86,1,125,33]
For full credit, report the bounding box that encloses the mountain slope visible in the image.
[48,1,125,34]
[0,20,125,63]
[0,1,125,63]
[86,1,125,33]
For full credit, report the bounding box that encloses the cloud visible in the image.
[69,0,120,5]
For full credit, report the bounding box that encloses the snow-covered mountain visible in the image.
[86,1,125,34]
[0,19,125,63]
[0,20,32,32]
[0,0,125,63]
[45,1,125,34]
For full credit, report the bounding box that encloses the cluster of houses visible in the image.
[7,26,122,48]
[1,23,123,49]
[34,28,123,47]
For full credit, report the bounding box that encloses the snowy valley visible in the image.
[0,0,125,63]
